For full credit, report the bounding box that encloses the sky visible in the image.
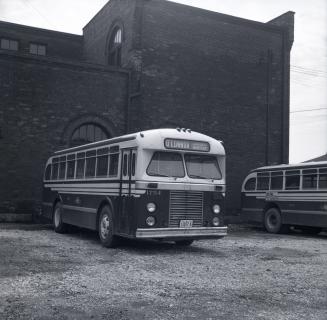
[0,0,326,163]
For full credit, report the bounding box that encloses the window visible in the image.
[319,168,327,189]
[302,169,318,189]
[1,38,18,51]
[257,172,270,190]
[184,154,222,180]
[51,163,59,180]
[285,170,300,190]
[108,27,122,66]
[97,155,109,177]
[59,161,66,180]
[123,154,128,176]
[71,124,108,147]
[44,164,51,181]
[109,153,119,177]
[29,43,46,56]
[66,156,76,179]
[85,151,96,178]
[132,153,136,176]
[76,153,86,179]
[270,171,283,190]
[244,178,256,191]
[147,152,185,178]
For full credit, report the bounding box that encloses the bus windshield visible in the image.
[147,152,185,177]
[185,154,222,180]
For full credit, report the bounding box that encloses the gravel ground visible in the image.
[0,224,326,320]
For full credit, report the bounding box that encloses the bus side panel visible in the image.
[241,193,264,224]
[62,193,122,231]
[279,193,327,228]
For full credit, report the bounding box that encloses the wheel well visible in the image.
[263,202,280,214]
[96,199,114,231]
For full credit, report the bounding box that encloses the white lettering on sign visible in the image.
[164,139,210,152]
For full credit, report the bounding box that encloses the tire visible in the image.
[175,240,194,246]
[98,205,119,248]
[53,202,68,234]
[264,207,289,234]
[300,226,322,235]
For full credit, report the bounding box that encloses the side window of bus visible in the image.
[123,154,128,176]
[109,153,119,177]
[76,153,86,179]
[244,177,256,191]
[85,151,96,178]
[302,169,318,189]
[319,168,327,189]
[257,173,270,190]
[270,171,283,190]
[44,164,51,181]
[132,153,136,176]
[67,155,76,179]
[285,170,300,190]
[51,162,59,180]
[96,147,109,177]
[59,156,66,180]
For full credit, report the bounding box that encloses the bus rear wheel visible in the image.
[175,240,194,246]
[98,206,119,248]
[53,202,68,233]
[264,208,289,234]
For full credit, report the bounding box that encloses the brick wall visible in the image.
[129,0,293,213]
[0,53,128,214]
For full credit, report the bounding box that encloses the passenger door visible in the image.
[119,149,133,235]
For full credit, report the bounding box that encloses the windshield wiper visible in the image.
[189,174,208,179]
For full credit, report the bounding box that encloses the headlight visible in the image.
[212,217,220,226]
[212,204,220,214]
[146,216,156,227]
[146,202,157,213]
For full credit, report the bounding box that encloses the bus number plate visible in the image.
[180,220,193,228]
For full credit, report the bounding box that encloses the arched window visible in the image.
[71,123,109,147]
[108,27,122,66]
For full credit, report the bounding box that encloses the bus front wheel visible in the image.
[98,206,119,248]
[264,208,289,234]
[53,202,68,233]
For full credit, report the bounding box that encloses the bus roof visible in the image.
[54,128,225,156]
[252,161,327,172]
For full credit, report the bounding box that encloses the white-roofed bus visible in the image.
[241,162,327,234]
[41,128,227,247]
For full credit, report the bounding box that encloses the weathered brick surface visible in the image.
[0,54,128,214]
[129,0,293,213]
[0,21,83,60]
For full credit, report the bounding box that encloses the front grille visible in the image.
[169,191,203,227]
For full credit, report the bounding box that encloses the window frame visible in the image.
[29,42,47,56]
[0,38,19,51]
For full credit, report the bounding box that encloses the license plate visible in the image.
[180,220,193,228]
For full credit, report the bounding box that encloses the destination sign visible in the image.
[164,139,210,152]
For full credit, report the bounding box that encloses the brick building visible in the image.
[0,0,294,218]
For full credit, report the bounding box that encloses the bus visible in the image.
[241,162,327,234]
[41,128,227,247]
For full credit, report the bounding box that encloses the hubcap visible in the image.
[267,212,278,230]
[100,214,110,239]
[54,207,61,227]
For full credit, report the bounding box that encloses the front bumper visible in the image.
[135,226,228,239]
